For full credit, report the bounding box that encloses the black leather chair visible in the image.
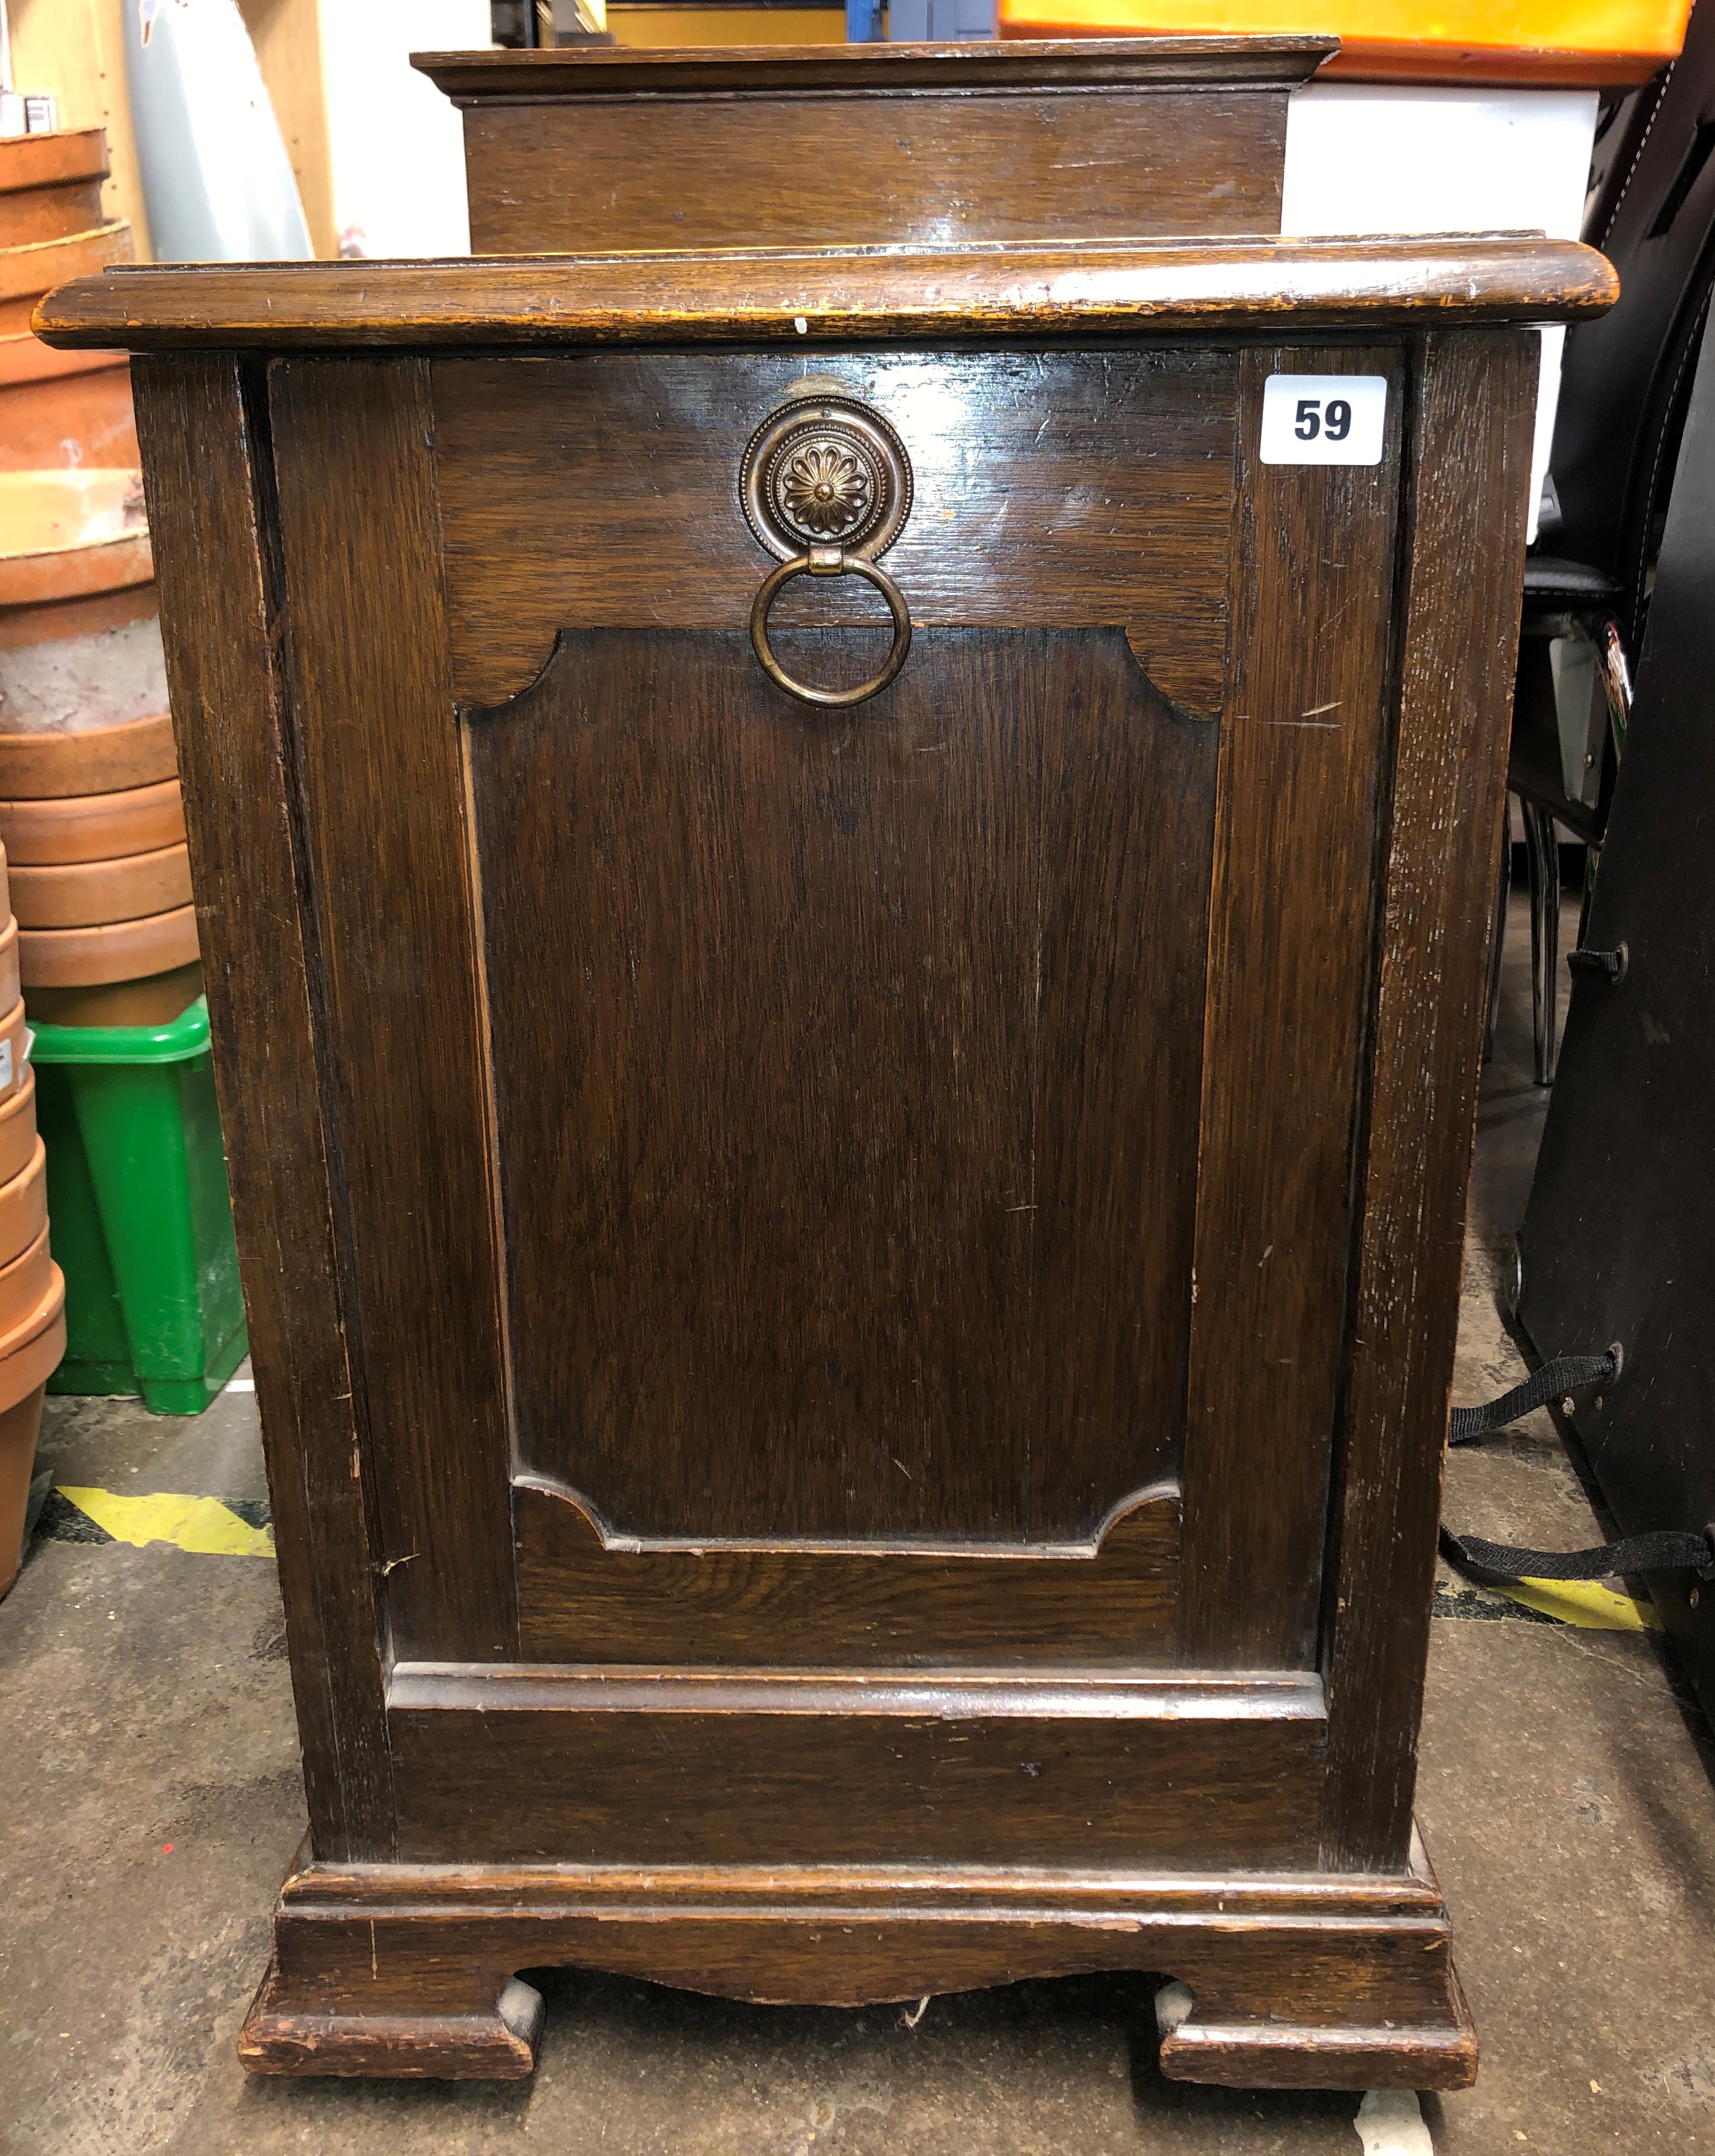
[1499,1,1715,1080]
[1500,559,1630,1082]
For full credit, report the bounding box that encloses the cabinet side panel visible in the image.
[1181,342,1405,1668]
[267,355,517,1665]
[1320,329,1536,1869]
[130,354,393,1860]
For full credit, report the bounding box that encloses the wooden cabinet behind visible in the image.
[413,38,1336,253]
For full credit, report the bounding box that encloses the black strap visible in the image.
[1441,1523,1713,1582]
[1447,1343,1713,1583]
[1448,1349,1618,1444]
[1567,944,1627,981]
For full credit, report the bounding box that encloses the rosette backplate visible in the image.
[740,394,914,562]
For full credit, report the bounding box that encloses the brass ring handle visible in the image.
[748,546,912,710]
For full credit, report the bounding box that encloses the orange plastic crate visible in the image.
[997,0,1692,83]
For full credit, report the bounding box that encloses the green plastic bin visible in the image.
[31,996,246,1414]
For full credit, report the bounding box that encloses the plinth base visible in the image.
[239,1827,1476,2089]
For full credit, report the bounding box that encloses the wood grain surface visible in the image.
[129,356,394,1861]
[244,1827,1476,2084]
[1180,345,1405,1670]
[457,92,1292,254]
[388,1663,1325,1867]
[33,235,1618,353]
[115,262,1547,2068]
[514,1475,1181,1665]
[267,356,516,1666]
[468,626,1213,1543]
[431,348,1236,716]
[413,36,1336,99]
[1319,330,1537,1869]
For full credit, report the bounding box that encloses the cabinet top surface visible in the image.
[411,36,1338,101]
[36,235,1616,353]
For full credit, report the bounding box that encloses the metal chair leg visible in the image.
[1523,799,1560,1085]
[1483,803,1510,1063]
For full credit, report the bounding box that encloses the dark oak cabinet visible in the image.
[38,40,1613,2090]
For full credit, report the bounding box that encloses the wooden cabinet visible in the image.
[413,37,1333,253]
[38,42,1613,2090]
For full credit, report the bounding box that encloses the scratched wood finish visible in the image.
[468,626,1214,1542]
[243,1834,1475,2084]
[455,93,1295,255]
[417,36,1337,98]
[1320,330,1538,1869]
[128,356,395,1863]
[514,1477,1180,1665]
[1179,345,1405,1670]
[31,235,1619,356]
[387,1665,1324,1868]
[431,349,1236,715]
[66,184,1598,2080]
[267,357,516,1665]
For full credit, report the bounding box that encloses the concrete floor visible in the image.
[3,881,1714,2155]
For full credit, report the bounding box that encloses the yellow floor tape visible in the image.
[56,1487,275,1559]
[1497,1576,1662,1632]
[49,1484,1664,1626]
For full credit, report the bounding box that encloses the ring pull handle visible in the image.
[748,545,913,710]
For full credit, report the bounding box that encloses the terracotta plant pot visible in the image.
[0,135,137,475]
[0,1137,47,1271]
[0,221,129,339]
[0,467,152,610]
[0,471,163,734]
[0,1380,50,1599]
[0,997,27,1097]
[0,1066,38,1186]
[0,1263,65,1394]
[0,712,176,799]
[0,342,137,475]
[25,961,202,1029]
[19,902,198,987]
[0,1220,55,1336]
[0,919,17,1011]
[10,839,192,928]
[0,129,109,249]
[0,775,183,863]
[0,1265,68,1599]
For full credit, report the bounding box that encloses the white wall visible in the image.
[1283,86,1600,541]
[320,0,490,259]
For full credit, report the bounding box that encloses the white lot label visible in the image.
[0,1040,14,1091]
[1260,375,1388,466]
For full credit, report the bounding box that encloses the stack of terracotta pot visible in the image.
[0,126,191,1591]
[0,829,68,1599]
[0,128,137,475]
[0,129,199,1028]
[0,499,196,1023]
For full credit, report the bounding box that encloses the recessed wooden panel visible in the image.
[514,1476,1181,1666]
[431,349,1238,717]
[467,626,1215,1544]
[389,1665,1325,1868]
[459,90,1292,256]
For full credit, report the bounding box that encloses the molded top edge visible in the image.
[411,36,1339,101]
[33,236,1618,353]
